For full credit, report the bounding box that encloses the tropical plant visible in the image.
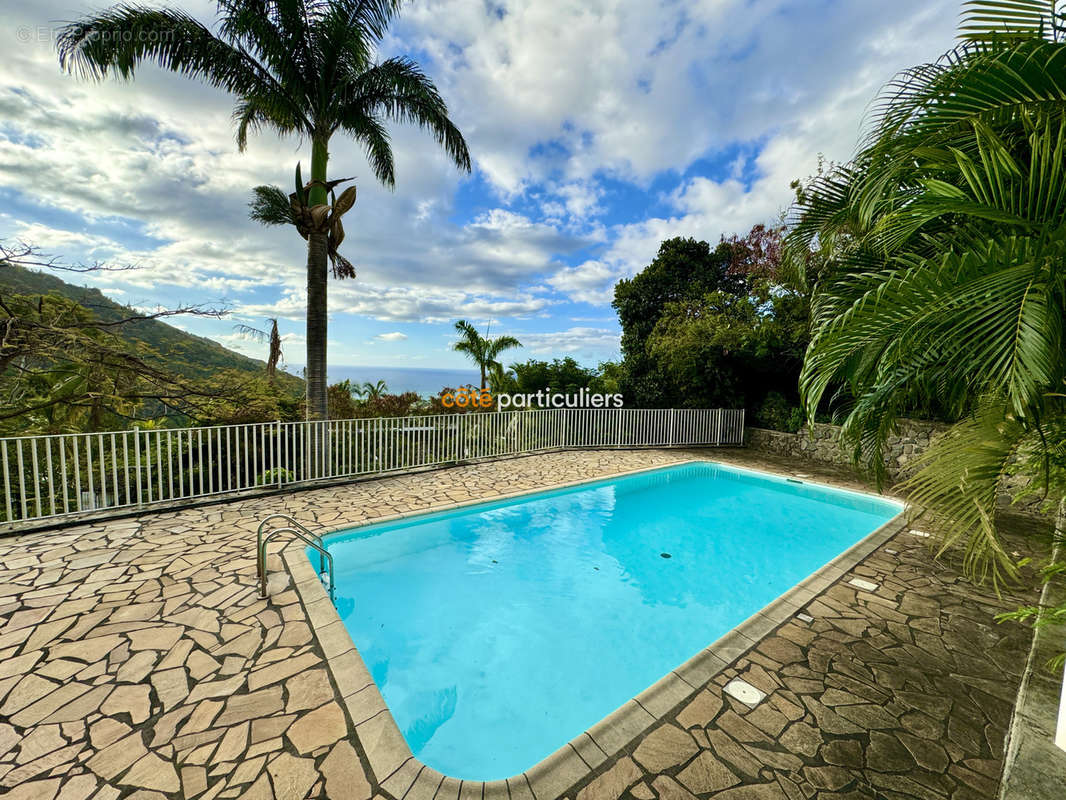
[452,320,522,391]
[784,0,1066,585]
[58,0,471,421]
[486,362,516,394]
[361,379,388,401]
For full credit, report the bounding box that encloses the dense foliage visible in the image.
[784,0,1066,591]
[0,258,303,434]
[1,265,301,390]
[487,357,621,396]
[613,226,809,420]
[327,380,424,418]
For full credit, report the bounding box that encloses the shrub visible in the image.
[754,392,804,433]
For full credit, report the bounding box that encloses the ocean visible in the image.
[327,365,481,397]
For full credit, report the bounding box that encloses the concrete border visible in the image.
[277,458,908,798]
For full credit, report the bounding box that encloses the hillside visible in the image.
[0,265,304,394]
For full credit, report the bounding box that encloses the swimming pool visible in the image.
[318,461,902,780]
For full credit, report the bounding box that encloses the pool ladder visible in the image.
[256,513,335,601]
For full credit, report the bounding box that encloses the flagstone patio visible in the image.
[0,448,1044,800]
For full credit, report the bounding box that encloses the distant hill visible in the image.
[0,265,304,393]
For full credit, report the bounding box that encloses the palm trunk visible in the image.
[305,231,329,421]
[480,365,486,392]
[305,135,330,422]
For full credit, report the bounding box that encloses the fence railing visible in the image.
[0,407,744,528]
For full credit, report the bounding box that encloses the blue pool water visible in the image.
[318,462,901,780]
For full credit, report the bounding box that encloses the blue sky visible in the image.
[0,0,961,373]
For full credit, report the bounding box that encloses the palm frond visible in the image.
[900,397,1029,585]
[337,58,472,176]
[960,0,1066,43]
[785,2,1066,571]
[59,5,259,92]
[248,185,296,226]
[337,114,394,186]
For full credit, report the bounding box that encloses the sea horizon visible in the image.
[311,364,482,396]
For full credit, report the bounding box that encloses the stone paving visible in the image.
[563,513,1042,800]
[0,448,1044,800]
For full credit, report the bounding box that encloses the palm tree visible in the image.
[452,320,521,391]
[784,0,1066,583]
[361,379,388,401]
[58,0,471,421]
[234,318,283,379]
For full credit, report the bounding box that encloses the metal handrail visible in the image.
[257,526,335,600]
[257,513,326,576]
[256,514,334,601]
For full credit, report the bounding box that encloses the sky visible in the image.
[0,0,963,374]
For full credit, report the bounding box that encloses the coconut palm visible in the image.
[361,379,388,401]
[58,0,471,421]
[784,0,1066,583]
[452,320,521,391]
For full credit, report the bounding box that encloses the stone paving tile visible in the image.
[0,448,1044,800]
[0,449,688,799]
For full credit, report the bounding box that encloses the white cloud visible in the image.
[512,327,621,361]
[0,0,964,367]
[373,331,408,342]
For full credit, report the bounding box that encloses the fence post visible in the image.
[131,426,142,507]
[669,409,677,447]
[275,420,283,488]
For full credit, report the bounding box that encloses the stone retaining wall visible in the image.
[747,419,1049,512]
[745,419,948,479]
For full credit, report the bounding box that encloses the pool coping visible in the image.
[277,458,909,799]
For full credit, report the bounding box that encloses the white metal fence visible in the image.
[0,408,744,528]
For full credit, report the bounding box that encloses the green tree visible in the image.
[58,0,471,421]
[588,361,624,395]
[613,225,803,409]
[0,245,295,433]
[613,237,746,406]
[452,320,522,391]
[784,0,1066,582]
[643,285,808,411]
[510,357,597,394]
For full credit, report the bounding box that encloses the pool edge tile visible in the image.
[355,710,415,785]
[406,765,445,800]
[673,647,729,690]
[706,629,756,667]
[584,699,657,756]
[633,671,698,719]
[482,779,511,799]
[507,775,536,800]
[523,743,591,800]
[380,758,420,798]
[569,732,610,770]
[434,776,462,800]
[342,681,389,726]
[328,648,375,698]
